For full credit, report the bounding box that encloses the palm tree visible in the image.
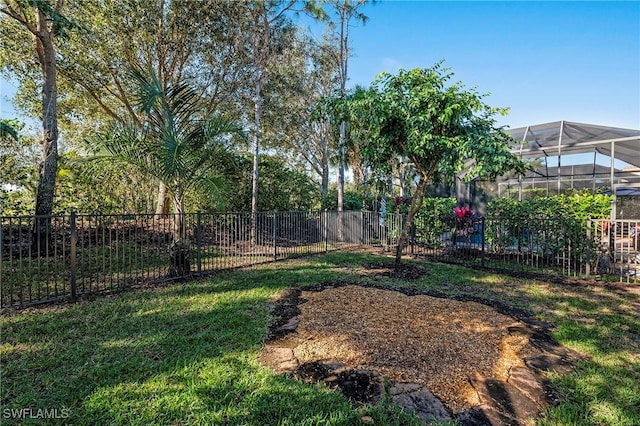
[88,66,244,276]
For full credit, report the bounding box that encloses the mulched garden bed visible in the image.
[260,263,585,425]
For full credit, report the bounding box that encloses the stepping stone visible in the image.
[507,366,548,406]
[524,354,575,375]
[259,346,298,373]
[529,333,571,357]
[457,404,517,426]
[389,382,452,423]
[276,316,299,333]
[470,374,541,425]
[507,325,535,338]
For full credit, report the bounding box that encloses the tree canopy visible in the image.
[1,1,527,234]
[348,64,525,265]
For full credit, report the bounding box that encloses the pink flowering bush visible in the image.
[451,206,479,242]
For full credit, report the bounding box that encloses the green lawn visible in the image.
[1,251,638,425]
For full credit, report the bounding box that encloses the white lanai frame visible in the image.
[499,121,640,219]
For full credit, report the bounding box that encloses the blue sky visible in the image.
[2,1,639,133]
[323,0,640,130]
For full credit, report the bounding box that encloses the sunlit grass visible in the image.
[1,251,638,425]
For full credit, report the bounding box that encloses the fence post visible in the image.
[585,218,591,278]
[481,217,486,268]
[196,212,202,274]
[410,221,415,255]
[324,210,328,253]
[273,211,278,261]
[70,212,77,301]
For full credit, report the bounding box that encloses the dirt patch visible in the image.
[359,261,430,280]
[260,281,583,425]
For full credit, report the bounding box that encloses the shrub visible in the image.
[413,197,456,248]
[485,192,611,260]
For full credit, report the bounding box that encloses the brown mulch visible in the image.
[292,285,528,412]
[260,268,585,424]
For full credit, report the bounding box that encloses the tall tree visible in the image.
[88,66,244,276]
[243,1,295,242]
[350,64,526,267]
[259,29,340,199]
[1,0,253,215]
[240,1,324,240]
[325,0,368,215]
[58,0,252,214]
[0,0,71,251]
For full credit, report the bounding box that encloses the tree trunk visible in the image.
[31,9,59,256]
[321,129,329,200]
[168,190,190,277]
[321,161,329,201]
[155,181,170,215]
[251,77,262,245]
[337,120,346,241]
[399,162,407,197]
[336,8,349,242]
[394,176,428,269]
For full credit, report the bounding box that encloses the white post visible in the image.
[557,120,564,194]
[611,141,616,220]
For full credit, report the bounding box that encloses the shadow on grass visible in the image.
[2,250,638,425]
[1,255,419,425]
[1,291,263,417]
[82,355,364,426]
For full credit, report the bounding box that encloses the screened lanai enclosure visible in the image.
[455,120,640,282]
[493,121,640,219]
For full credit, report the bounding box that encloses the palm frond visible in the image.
[0,121,18,141]
[84,64,244,211]
[129,65,165,117]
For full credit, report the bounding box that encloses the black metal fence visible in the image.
[408,215,639,283]
[1,211,398,308]
[2,211,637,308]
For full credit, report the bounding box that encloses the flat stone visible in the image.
[459,404,521,426]
[507,366,548,407]
[529,334,571,357]
[522,318,555,330]
[389,382,423,395]
[259,346,298,373]
[507,325,535,338]
[391,384,452,423]
[276,316,300,333]
[524,354,575,375]
[278,359,299,372]
[456,405,495,426]
[471,374,541,426]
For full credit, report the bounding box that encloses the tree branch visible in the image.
[1,2,37,34]
[110,70,139,124]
